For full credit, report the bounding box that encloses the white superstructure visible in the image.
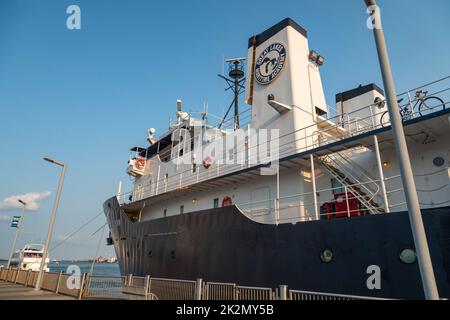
[118,18,450,226]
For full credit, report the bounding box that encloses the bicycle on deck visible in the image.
[375,90,445,128]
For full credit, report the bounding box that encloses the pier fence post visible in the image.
[8,267,12,282]
[14,269,20,284]
[279,285,288,300]
[144,275,151,300]
[195,278,203,300]
[55,271,63,294]
[26,270,32,287]
[78,273,87,300]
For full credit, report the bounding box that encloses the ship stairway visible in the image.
[318,151,386,215]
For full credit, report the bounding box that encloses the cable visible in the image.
[89,224,107,275]
[49,211,104,252]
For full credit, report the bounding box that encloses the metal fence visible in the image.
[1,266,397,300]
[83,275,127,299]
[149,277,197,300]
[0,267,85,299]
[204,282,237,300]
[289,289,390,301]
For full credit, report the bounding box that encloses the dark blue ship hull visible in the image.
[104,197,450,299]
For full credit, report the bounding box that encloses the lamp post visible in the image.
[364,0,439,300]
[34,157,66,290]
[6,199,27,268]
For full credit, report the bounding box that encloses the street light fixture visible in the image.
[364,0,439,300]
[6,199,27,268]
[34,156,66,290]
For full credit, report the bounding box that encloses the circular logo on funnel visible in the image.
[255,43,287,85]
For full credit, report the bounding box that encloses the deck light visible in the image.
[309,50,318,62]
[309,50,325,66]
[316,55,325,66]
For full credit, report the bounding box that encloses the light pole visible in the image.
[34,157,66,290]
[6,199,27,268]
[364,0,439,300]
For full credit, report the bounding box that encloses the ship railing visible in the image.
[237,177,386,223]
[168,108,253,132]
[236,168,450,224]
[385,169,450,209]
[119,75,450,205]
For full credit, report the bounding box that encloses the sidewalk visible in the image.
[0,281,75,300]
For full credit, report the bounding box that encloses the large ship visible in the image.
[104,18,450,299]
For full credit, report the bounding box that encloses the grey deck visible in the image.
[0,280,75,300]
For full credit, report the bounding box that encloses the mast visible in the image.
[218,57,246,130]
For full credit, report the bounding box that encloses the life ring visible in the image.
[222,196,233,207]
[135,157,146,170]
[203,156,214,169]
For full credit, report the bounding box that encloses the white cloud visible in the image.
[0,214,11,223]
[0,191,51,211]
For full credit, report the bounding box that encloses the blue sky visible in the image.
[0,0,449,260]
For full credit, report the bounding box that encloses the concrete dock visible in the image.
[0,280,75,300]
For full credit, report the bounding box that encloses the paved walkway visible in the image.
[0,281,75,300]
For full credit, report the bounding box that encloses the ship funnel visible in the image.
[244,18,328,130]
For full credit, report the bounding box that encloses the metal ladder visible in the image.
[318,151,385,214]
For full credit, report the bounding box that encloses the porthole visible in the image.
[320,249,333,263]
[399,248,416,264]
[433,156,445,167]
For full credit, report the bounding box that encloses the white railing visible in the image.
[236,170,450,225]
[119,76,450,205]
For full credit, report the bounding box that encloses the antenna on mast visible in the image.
[218,57,246,130]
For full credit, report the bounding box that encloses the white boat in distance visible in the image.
[10,244,50,272]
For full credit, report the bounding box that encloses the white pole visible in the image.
[117,180,122,198]
[310,154,319,220]
[35,157,66,290]
[6,203,26,268]
[364,0,439,299]
[276,167,280,225]
[373,135,390,213]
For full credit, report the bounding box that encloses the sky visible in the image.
[0,0,449,261]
